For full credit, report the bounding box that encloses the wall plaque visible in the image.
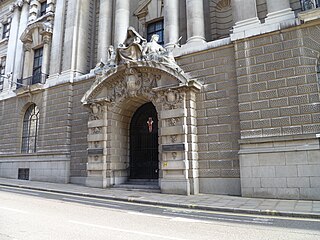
[162,144,185,152]
[87,148,103,155]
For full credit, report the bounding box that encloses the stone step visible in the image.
[112,181,161,193]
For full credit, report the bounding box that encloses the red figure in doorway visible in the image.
[147,117,153,133]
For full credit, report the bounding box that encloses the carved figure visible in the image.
[116,27,147,64]
[142,34,166,61]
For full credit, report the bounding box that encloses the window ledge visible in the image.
[298,8,320,23]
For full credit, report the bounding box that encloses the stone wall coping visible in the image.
[239,133,320,144]
[239,144,319,155]
[0,151,70,158]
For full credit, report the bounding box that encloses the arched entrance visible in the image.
[129,102,159,179]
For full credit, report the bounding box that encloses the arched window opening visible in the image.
[22,104,40,153]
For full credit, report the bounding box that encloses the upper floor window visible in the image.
[39,1,47,17]
[0,56,6,92]
[2,22,10,39]
[22,104,40,153]
[147,20,164,46]
[301,0,320,11]
[317,59,320,84]
[33,47,43,84]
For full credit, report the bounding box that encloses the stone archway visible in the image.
[82,62,201,195]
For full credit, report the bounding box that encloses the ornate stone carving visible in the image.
[89,103,103,120]
[172,152,177,160]
[168,117,180,126]
[157,88,184,110]
[170,135,177,143]
[125,68,142,97]
[91,127,102,135]
[94,26,183,75]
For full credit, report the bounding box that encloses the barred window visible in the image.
[301,0,320,10]
[147,20,164,46]
[22,104,40,153]
[317,60,320,84]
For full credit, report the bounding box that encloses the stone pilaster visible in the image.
[41,34,51,81]
[22,42,32,78]
[163,0,179,48]
[97,0,113,63]
[186,0,205,44]
[265,0,295,25]
[231,0,261,40]
[49,0,66,75]
[114,0,130,48]
[3,4,20,91]
[13,1,29,88]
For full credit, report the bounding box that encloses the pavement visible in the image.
[0,178,320,219]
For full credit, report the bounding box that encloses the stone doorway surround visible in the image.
[81,28,201,195]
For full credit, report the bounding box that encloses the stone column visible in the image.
[163,0,179,48]
[41,34,51,82]
[231,0,261,40]
[97,0,113,63]
[265,0,295,24]
[3,5,21,91]
[22,42,32,78]
[13,1,29,87]
[114,0,130,48]
[186,0,205,43]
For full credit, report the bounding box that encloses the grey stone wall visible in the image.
[236,25,320,200]
[177,45,241,195]
[70,80,92,183]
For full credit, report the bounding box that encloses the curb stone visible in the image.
[1,182,319,219]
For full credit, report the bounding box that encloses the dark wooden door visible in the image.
[130,102,158,179]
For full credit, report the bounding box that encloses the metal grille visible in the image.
[130,102,159,179]
[18,168,29,180]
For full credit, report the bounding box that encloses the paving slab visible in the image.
[0,178,319,219]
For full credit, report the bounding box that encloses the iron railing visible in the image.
[301,0,320,11]
[16,72,48,89]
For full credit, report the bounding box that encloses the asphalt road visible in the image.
[0,185,320,240]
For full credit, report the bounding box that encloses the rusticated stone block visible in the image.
[300,103,320,114]
[270,97,289,108]
[274,50,293,60]
[296,66,316,75]
[287,75,306,86]
[303,124,320,133]
[261,108,280,118]
[246,47,264,57]
[282,126,302,135]
[238,92,259,103]
[309,93,320,103]
[259,89,278,99]
[280,106,300,116]
[266,60,284,71]
[298,84,319,94]
[240,121,253,130]
[289,95,309,105]
[264,43,283,53]
[276,68,295,78]
[284,57,300,68]
[271,117,290,127]
[240,111,260,121]
[241,129,262,138]
[256,53,273,64]
[252,100,270,110]
[291,115,312,125]
[253,119,271,129]
[258,72,276,82]
[254,36,272,47]
[278,86,298,97]
[263,127,282,137]
[267,78,286,89]
[239,102,252,112]
[250,82,267,91]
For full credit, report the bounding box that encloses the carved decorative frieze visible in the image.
[157,88,184,110]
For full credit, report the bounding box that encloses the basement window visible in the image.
[18,168,30,180]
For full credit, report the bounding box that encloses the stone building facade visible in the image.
[0,0,320,200]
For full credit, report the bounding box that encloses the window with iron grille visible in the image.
[2,22,10,39]
[18,168,29,180]
[301,0,320,10]
[0,57,5,92]
[40,1,47,17]
[22,104,40,153]
[33,47,43,84]
[147,20,164,46]
[317,60,320,85]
